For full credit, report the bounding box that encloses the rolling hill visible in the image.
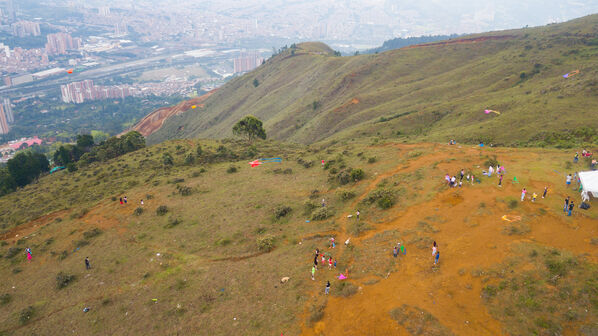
[148,15,598,148]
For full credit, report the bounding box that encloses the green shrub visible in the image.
[336,169,351,185]
[311,207,333,220]
[274,205,292,219]
[226,165,238,173]
[350,168,365,181]
[308,303,326,325]
[337,190,356,201]
[184,153,195,165]
[133,207,144,216]
[5,247,22,259]
[176,185,193,196]
[156,205,168,216]
[215,238,232,246]
[368,157,377,163]
[56,272,76,289]
[334,281,359,297]
[0,293,11,305]
[162,153,174,166]
[363,189,395,209]
[19,306,35,324]
[67,162,78,172]
[165,216,182,228]
[83,228,102,240]
[74,240,89,248]
[484,155,500,168]
[256,235,275,251]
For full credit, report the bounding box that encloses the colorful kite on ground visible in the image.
[484,109,500,115]
[67,69,73,74]
[248,158,282,167]
[563,70,579,78]
[191,105,197,109]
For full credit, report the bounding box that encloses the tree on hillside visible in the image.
[232,115,267,143]
[76,134,94,151]
[7,151,49,187]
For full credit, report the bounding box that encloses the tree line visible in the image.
[0,131,145,197]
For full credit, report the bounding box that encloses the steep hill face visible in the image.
[148,15,598,147]
[125,90,216,137]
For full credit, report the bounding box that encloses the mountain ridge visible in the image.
[148,14,598,147]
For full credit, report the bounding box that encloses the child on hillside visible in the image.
[311,266,316,280]
[393,246,398,258]
[542,187,548,199]
[328,257,333,269]
[521,188,527,201]
[532,193,537,202]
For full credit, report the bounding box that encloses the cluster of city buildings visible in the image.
[45,33,82,56]
[60,80,142,104]
[233,52,264,74]
[0,98,14,134]
[11,20,41,37]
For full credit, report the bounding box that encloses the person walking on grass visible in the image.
[314,255,318,270]
[460,169,465,181]
[124,196,128,204]
[334,259,337,268]
[26,247,32,262]
[356,210,360,221]
[532,192,537,202]
[119,197,123,205]
[325,281,330,295]
[498,174,503,187]
[542,187,548,199]
[564,196,570,212]
[568,201,574,216]
[311,266,316,280]
[85,257,91,270]
[521,188,527,201]
[393,246,398,258]
[434,250,440,265]
[471,174,475,185]
[140,199,144,205]
[432,241,437,259]
[328,257,333,269]
[566,174,572,187]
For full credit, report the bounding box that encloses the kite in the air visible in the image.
[248,158,282,167]
[563,70,579,78]
[67,69,73,74]
[484,109,500,115]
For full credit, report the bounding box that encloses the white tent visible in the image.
[578,171,598,202]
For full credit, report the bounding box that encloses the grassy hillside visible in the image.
[1,135,598,335]
[149,15,598,148]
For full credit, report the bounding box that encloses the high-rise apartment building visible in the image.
[2,98,13,124]
[45,33,81,55]
[6,0,16,23]
[98,7,110,16]
[11,21,41,37]
[0,104,10,134]
[233,52,264,73]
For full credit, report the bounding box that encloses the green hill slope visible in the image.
[149,15,598,147]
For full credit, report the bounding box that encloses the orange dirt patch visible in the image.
[124,89,217,137]
[0,209,70,243]
[300,143,598,335]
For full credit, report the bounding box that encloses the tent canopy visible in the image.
[579,171,598,200]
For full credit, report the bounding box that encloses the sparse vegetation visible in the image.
[56,272,76,289]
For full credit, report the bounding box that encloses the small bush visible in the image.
[256,235,275,252]
[165,216,182,228]
[215,238,232,246]
[156,205,169,216]
[74,240,89,248]
[335,281,359,297]
[508,199,519,209]
[67,162,78,172]
[484,155,500,168]
[5,247,22,259]
[19,306,35,325]
[337,190,356,201]
[308,303,326,325]
[367,157,377,163]
[133,207,144,216]
[274,205,292,219]
[83,228,102,240]
[176,185,193,196]
[162,153,174,166]
[336,169,351,185]
[363,189,395,209]
[283,168,293,174]
[350,168,365,181]
[226,165,238,173]
[56,272,76,289]
[311,207,333,220]
[0,293,11,305]
[58,250,68,260]
[184,153,195,165]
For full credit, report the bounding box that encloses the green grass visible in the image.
[150,16,598,148]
